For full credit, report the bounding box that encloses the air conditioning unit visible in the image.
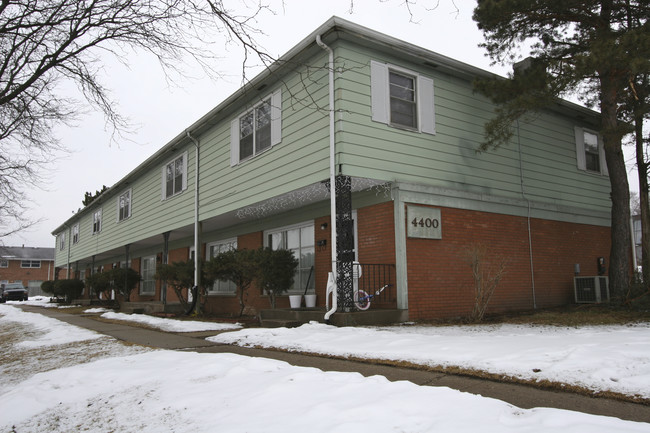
[574,276,609,303]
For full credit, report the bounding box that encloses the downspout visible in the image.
[186,130,201,314]
[516,120,537,309]
[64,223,71,279]
[316,34,338,321]
[630,216,637,270]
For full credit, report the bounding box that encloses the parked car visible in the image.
[0,282,28,302]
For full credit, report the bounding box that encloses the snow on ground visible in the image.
[208,321,650,399]
[1,302,649,432]
[99,311,242,332]
[0,302,103,348]
[0,304,150,397]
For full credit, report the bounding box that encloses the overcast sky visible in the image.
[4,0,636,248]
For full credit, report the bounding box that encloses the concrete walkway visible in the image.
[17,305,650,424]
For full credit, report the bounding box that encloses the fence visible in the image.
[353,263,396,308]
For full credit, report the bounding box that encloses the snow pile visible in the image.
[84,307,112,313]
[0,303,102,348]
[208,321,650,399]
[101,311,242,332]
[1,304,649,432]
[2,350,649,433]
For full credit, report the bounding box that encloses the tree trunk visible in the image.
[601,80,632,299]
[635,111,650,286]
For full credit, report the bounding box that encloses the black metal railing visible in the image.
[353,263,396,308]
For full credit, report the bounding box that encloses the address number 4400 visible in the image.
[411,217,439,229]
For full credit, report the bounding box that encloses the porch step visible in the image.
[259,319,302,328]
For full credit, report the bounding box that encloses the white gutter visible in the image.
[316,34,338,322]
[186,130,201,313]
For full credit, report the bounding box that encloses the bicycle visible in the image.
[354,284,391,311]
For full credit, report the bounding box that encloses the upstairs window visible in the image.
[230,89,282,166]
[161,152,188,200]
[59,232,66,250]
[389,71,417,129]
[118,189,132,221]
[21,260,41,268]
[575,127,607,175]
[371,60,435,135]
[92,209,102,234]
[72,224,79,244]
[0,259,7,268]
[584,131,600,172]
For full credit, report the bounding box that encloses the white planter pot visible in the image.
[289,295,302,309]
[304,294,317,308]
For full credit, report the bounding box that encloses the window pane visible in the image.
[584,132,600,172]
[166,163,174,197]
[256,100,271,129]
[270,232,284,250]
[256,123,271,152]
[584,131,598,151]
[389,71,417,129]
[390,98,417,128]
[300,226,314,247]
[256,100,272,152]
[301,246,315,268]
[174,157,184,194]
[586,152,600,172]
[240,112,254,160]
[300,267,315,291]
[390,72,415,100]
[287,228,300,250]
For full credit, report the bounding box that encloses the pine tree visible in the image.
[473,0,650,298]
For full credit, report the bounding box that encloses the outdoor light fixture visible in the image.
[320,223,328,230]
[574,263,580,275]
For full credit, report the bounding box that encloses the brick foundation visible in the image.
[404,205,611,320]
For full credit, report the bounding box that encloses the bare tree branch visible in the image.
[0,0,280,240]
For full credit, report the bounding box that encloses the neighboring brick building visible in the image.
[0,246,57,296]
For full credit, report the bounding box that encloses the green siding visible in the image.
[334,43,610,216]
[54,34,611,268]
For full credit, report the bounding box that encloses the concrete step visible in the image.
[259,319,302,328]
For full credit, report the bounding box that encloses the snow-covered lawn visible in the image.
[1,302,649,432]
[208,321,650,400]
[99,311,242,332]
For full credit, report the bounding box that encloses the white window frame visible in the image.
[0,259,7,268]
[140,255,156,295]
[371,60,436,135]
[206,238,238,295]
[117,188,132,222]
[264,221,315,295]
[230,89,282,166]
[21,260,41,268]
[59,232,66,250]
[72,224,79,245]
[92,209,102,234]
[161,152,188,200]
[575,127,608,175]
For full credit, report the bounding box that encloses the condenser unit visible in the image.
[574,276,610,303]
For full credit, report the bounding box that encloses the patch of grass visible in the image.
[484,304,650,327]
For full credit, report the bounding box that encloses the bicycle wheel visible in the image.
[354,289,370,311]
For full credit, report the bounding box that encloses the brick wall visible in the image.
[357,201,396,265]
[0,259,56,287]
[203,231,267,316]
[404,204,611,320]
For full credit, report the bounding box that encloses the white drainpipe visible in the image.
[186,130,201,313]
[316,34,338,322]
